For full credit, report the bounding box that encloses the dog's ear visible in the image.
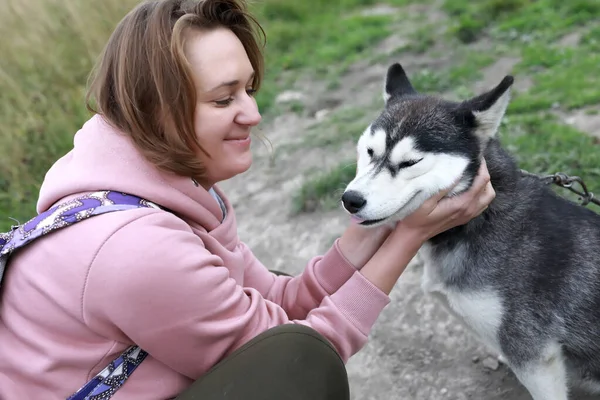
[461,76,514,141]
[383,63,417,103]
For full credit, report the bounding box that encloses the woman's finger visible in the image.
[427,160,491,219]
[469,160,491,196]
[462,180,495,222]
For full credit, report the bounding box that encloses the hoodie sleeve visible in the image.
[239,240,362,320]
[82,211,390,380]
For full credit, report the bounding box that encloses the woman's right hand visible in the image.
[360,159,495,294]
[398,158,494,243]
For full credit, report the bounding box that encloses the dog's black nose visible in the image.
[342,191,366,214]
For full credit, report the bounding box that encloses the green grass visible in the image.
[292,0,600,214]
[510,44,600,113]
[297,106,380,149]
[444,0,600,44]
[250,0,426,112]
[410,51,497,94]
[501,114,600,198]
[0,0,138,231]
[253,11,396,112]
[291,161,357,214]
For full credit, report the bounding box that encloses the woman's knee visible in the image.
[249,324,349,397]
[257,323,343,363]
[246,323,345,369]
[177,324,350,400]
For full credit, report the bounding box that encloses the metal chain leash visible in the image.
[520,169,600,207]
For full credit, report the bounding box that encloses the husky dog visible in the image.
[341,63,600,400]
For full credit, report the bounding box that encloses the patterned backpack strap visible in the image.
[0,190,161,400]
[0,190,161,289]
[67,345,148,400]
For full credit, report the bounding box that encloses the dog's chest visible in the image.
[419,244,505,354]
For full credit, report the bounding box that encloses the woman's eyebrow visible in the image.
[207,72,255,92]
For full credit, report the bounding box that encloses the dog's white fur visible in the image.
[348,134,470,225]
[420,242,505,355]
[514,342,569,400]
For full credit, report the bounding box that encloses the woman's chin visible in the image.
[217,156,253,182]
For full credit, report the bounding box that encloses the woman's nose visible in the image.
[235,94,262,126]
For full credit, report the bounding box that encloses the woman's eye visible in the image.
[398,158,423,170]
[215,98,234,106]
[215,88,256,106]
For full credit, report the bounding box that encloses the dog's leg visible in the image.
[510,345,569,400]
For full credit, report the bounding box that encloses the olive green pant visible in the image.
[175,271,350,400]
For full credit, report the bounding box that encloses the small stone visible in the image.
[315,109,330,121]
[482,356,500,371]
[472,356,480,364]
[359,4,398,17]
[275,91,305,104]
[440,388,448,395]
[520,34,533,43]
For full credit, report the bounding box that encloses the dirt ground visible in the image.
[218,4,599,399]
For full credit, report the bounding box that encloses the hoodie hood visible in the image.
[37,114,226,232]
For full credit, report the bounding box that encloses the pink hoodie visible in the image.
[0,114,390,400]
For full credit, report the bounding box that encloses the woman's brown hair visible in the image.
[86,0,266,179]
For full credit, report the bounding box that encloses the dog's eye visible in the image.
[398,158,423,170]
[367,148,374,157]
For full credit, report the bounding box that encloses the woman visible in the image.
[0,0,495,399]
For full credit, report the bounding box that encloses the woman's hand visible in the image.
[360,159,495,294]
[397,158,495,243]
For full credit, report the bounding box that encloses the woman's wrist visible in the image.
[392,222,430,248]
[359,224,425,294]
[337,222,392,270]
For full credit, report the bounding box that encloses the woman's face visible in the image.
[184,27,262,188]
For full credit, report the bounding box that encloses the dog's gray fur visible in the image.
[343,63,600,400]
